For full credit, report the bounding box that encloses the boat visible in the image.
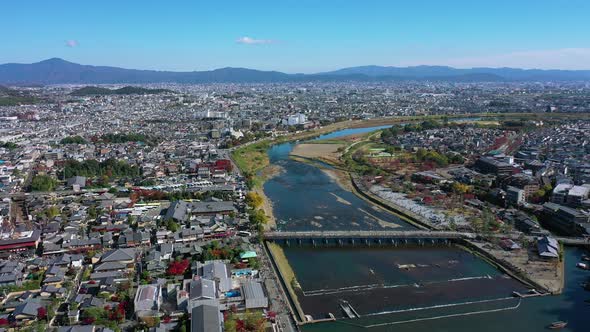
[369,268,375,275]
[576,262,589,270]
[547,321,567,329]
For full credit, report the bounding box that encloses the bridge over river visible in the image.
[264,230,590,247]
[264,230,474,246]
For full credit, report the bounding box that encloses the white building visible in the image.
[283,113,307,126]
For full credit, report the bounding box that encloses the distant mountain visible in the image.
[322,65,590,81]
[1,58,590,84]
[71,86,175,96]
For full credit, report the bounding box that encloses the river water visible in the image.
[265,126,412,231]
[263,126,590,331]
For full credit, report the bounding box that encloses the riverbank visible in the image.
[266,242,306,323]
[459,240,563,294]
[350,175,433,230]
[231,140,271,188]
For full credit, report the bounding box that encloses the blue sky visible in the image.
[1,0,589,72]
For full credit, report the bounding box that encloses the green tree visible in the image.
[245,192,264,209]
[45,206,61,218]
[60,136,87,144]
[249,209,268,227]
[31,175,58,191]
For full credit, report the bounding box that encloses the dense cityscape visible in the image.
[2,1,590,331]
[0,79,588,332]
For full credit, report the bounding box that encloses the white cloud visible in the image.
[423,48,590,70]
[65,40,79,48]
[236,36,276,45]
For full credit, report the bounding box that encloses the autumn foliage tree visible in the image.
[167,258,190,275]
[37,307,47,321]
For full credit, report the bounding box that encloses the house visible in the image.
[159,243,174,260]
[0,230,41,252]
[67,176,87,189]
[506,186,525,206]
[542,202,590,236]
[100,248,136,264]
[134,284,162,319]
[537,236,559,259]
[10,301,43,323]
[40,285,67,298]
[165,200,236,222]
[186,278,218,312]
[190,304,223,332]
[242,281,268,309]
[199,261,232,293]
[93,261,128,273]
[0,261,25,287]
[239,251,257,260]
[57,325,96,332]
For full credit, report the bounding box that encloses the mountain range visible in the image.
[1,58,590,84]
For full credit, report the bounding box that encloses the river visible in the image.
[265,126,412,231]
[263,125,590,331]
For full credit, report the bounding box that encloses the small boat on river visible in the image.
[547,321,567,329]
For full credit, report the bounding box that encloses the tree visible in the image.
[167,259,190,275]
[249,209,268,227]
[533,189,546,201]
[44,206,61,218]
[245,192,264,209]
[61,136,87,144]
[88,205,98,219]
[31,175,58,191]
[37,307,47,321]
[163,218,179,232]
[452,182,471,195]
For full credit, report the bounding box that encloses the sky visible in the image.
[1,0,590,73]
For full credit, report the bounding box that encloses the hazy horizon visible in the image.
[1,0,589,73]
[3,57,590,75]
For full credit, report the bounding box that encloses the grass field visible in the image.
[231,140,271,187]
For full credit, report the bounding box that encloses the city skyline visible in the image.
[2,0,590,73]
